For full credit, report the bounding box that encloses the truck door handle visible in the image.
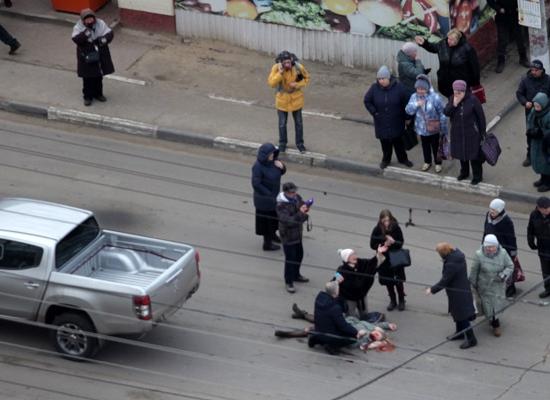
[24,282,40,289]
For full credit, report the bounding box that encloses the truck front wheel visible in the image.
[51,313,98,360]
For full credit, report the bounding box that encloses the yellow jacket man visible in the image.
[268,51,310,153]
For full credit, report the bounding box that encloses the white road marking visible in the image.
[208,94,255,106]
[105,75,148,86]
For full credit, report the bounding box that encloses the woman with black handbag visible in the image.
[370,210,407,311]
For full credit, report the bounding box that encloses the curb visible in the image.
[0,97,534,203]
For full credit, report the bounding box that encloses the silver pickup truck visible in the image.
[0,198,200,359]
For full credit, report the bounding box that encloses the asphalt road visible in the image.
[0,113,548,400]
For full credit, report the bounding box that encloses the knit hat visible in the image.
[489,198,505,213]
[531,59,544,70]
[452,80,467,91]
[402,42,418,57]
[414,75,430,90]
[483,234,499,247]
[376,65,391,79]
[537,196,550,208]
[338,248,355,263]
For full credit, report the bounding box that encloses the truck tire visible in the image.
[51,313,98,360]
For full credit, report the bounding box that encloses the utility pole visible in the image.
[519,0,550,66]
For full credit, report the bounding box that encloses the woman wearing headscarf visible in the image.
[397,42,428,96]
[364,65,413,170]
[405,74,448,173]
[415,28,480,98]
[526,92,550,192]
[469,235,513,337]
[444,80,486,185]
[251,143,286,251]
[72,8,114,106]
[483,198,519,297]
[334,246,388,318]
[426,242,477,349]
[370,210,407,311]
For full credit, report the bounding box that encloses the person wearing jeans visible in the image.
[268,51,310,153]
[405,74,448,173]
[276,182,310,293]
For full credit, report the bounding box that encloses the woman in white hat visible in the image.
[482,198,519,297]
[469,234,514,337]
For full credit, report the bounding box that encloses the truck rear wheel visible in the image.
[51,313,98,360]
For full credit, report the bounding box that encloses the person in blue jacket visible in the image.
[251,143,286,251]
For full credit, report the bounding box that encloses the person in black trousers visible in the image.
[251,143,286,251]
[0,11,20,55]
[527,196,550,298]
[426,242,477,349]
[370,209,407,311]
[276,182,310,293]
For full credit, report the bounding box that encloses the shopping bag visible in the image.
[402,125,418,151]
[481,132,502,166]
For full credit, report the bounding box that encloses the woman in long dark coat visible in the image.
[426,242,477,349]
[72,8,115,106]
[444,80,486,185]
[483,198,519,297]
[370,210,407,311]
[251,143,286,251]
[415,28,480,98]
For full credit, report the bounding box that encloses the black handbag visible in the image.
[402,124,418,150]
[83,48,100,64]
[388,249,411,268]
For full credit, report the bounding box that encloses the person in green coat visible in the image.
[469,234,513,337]
[526,92,550,192]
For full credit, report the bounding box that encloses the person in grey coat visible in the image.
[444,80,486,185]
[469,235,513,337]
[397,42,428,96]
[426,242,477,349]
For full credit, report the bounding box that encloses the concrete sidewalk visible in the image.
[0,8,537,203]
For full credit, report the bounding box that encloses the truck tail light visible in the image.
[133,295,152,320]
[195,250,201,279]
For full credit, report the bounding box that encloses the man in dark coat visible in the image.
[276,182,310,293]
[364,65,413,169]
[416,29,480,98]
[516,60,550,167]
[251,143,286,251]
[309,281,366,355]
[72,8,115,106]
[487,0,529,73]
[427,243,477,349]
[527,196,550,298]
[444,80,486,185]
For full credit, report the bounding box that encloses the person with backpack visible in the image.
[267,51,310,153]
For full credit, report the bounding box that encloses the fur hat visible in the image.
[338,249,355,263]
[489,198,505,213]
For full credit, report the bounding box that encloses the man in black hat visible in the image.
[527,196,550,298]
[516,60,550,167]
[276,182,310,293]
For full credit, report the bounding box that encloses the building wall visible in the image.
[118,0,176,33]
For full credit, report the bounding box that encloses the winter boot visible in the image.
[459,328,477,349]
[386,288,397,311]
[263,236,280,251]
[397,286,406,311]
[495,56,505,73]
[292,303,314,323]
[491,318,501,337]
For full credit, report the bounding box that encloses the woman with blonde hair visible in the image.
[415,28,480,97]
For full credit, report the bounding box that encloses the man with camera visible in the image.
[276,182,311,293]
[267,51,310,153]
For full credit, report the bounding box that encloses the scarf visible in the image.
[72,18,111,41]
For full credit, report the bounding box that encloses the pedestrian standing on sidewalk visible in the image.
[487,0,529,73]
[267,51,310,153]
[370,210,407,311]
[0,17,20,55]
[252,143,286,251]
[397,42,428,96]
[527,196,550,299]
[415,29,480,98]
[526,92,550,191]
[469,234,513,337]
[364,65,413,170]
[444,80,486,185]
[426,242,477,349]
[276,182,310,293]
[72,8,114,107]
[518,61,550,167]
[405,74,448,173]
[482,198,520,297]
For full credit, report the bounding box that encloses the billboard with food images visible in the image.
[175,0,494,43]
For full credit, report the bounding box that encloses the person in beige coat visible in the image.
[469,234,513,337]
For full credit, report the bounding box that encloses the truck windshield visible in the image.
[55,216,100,269]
